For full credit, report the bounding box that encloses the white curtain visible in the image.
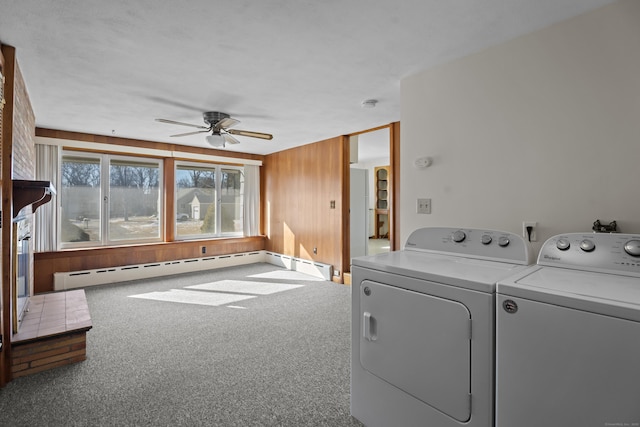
[243,164,260,236]
[34,144,59,252]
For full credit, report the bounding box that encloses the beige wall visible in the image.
[400,0,640,255]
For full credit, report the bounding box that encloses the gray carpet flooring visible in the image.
[0,263,364,427]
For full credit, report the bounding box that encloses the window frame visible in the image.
[59,150,164,249]
[174,160,245,241]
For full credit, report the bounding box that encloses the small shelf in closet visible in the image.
[374,166,389,239]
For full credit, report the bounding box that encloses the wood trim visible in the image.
[35,128,265,163]
[349,123,394,137]
[340,135,350,283]
[390,121,400,251]
[0,42,4,387]
[0,43,16,387]
[164,158,176,241]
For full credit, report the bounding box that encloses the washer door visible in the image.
[360,280,472,422]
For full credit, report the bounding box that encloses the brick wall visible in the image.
[11,61,35,180]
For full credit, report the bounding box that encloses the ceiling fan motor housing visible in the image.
[203,111,229,126]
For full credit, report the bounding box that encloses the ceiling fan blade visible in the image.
[170,130,210,137]
[216,117,240,130]
[155,118,208,129]
[222,133,241,145]
[227,129,273,140]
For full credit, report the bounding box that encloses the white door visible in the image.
[359,280,472,422]
[350,168,369,260]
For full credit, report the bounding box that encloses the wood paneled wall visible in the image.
[34,236,265,294]
[263,136,348,283]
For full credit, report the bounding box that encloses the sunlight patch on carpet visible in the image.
[128,289,255,306]
[186,280,304,295]
[248,270,326,282]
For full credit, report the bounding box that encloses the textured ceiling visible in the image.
[0,0,614,156]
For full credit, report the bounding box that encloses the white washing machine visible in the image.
[496,232,640,427]
[351,227,532,427]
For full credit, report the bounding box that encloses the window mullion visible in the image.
[102,155,110,245]
[215,166,222,237]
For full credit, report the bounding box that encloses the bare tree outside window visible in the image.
[61,156,101,243]
[109,159,161,241]
[60,153,163,247]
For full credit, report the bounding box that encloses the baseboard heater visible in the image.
[262,252,333,281]
[53,251,333,291]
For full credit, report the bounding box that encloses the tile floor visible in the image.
[13,290,92,342]
[368,238,390,255]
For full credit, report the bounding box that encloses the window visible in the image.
[175,162,244,239]
[60,152,162,247]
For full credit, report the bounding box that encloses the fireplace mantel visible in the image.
[12,180,56,219]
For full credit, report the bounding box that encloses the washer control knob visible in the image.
[498,236,510,247]
[452,230,466,243]
[580,239,596,252]
[556,238,571,251]
[481,235,492,245]
[624,240,640,257]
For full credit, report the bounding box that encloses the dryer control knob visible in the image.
[580,239,596,252]
[624,240,640,257]
[498,236,510,247]
[481,235,492,245]
[556,238,571,251]
[452,230,466,243]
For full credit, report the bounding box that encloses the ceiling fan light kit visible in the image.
[206,134,225,147]
[155,111,273,148]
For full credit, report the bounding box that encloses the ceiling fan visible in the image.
[155,111,273,147]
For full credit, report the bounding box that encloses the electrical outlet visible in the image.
[523,221,537,242]
[417,198,431,214]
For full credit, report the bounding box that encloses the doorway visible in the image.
[349,126,391,261]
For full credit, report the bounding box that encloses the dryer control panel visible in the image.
[404,227,531,265]
[538,233,640,277]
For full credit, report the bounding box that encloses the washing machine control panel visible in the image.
[539,233,640,276]
[404,227,531,264]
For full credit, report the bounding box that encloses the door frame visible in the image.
[343,122,400,275]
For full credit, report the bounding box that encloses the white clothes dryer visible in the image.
[351,227,532,427]
[496,232,640,427]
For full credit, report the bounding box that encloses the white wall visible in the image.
[400,0,640,255]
